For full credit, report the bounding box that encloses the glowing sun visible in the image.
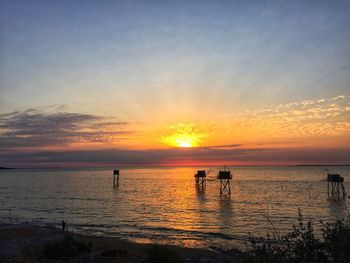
[161,123,203,148]
[175,136,196,147]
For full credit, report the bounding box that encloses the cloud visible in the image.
[0,146,263,167]
[1,146,349,167]
[251,95,349,120]
[226,94,350,139]
[0,108,132,149]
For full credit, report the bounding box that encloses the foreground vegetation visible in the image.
[43,236,91,260]
[148,245,184,263]
[244,210,350,263]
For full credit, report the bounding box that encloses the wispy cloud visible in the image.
[0,108,132,149]
[224,95,350,139]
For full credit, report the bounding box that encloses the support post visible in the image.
[219,178,231,195]
[327,181,329,196]
[113,170,119,187]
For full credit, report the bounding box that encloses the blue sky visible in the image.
[1,0,349,116]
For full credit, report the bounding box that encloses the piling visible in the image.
[113,170,119,187]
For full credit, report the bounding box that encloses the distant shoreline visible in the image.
[1,164,349,170]
[295,164,350,167]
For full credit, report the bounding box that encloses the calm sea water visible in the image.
[0,166,349,249]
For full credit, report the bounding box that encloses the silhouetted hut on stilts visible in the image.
[194,170,206,189]
[217,166,232,195]
[113,170,120,187]
[326,169,346,197]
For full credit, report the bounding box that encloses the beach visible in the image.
[0,223,241,263]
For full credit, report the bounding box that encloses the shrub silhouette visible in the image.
[148,245,184,263]
[245,210,350,263]
[44,236,91,259]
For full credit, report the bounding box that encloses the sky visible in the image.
[0,0,350,167]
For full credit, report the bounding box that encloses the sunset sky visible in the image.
[1,0,349,167]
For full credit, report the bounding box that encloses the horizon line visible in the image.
[1,164,350,170]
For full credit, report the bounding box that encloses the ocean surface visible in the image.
[0,166,349,249]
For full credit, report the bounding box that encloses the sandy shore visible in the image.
[0,223,243,263]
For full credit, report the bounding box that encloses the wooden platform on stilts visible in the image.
[194,170,206,190]
[217,167,232,195]
[326,169,346,197]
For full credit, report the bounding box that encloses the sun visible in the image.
[179,142,191,147]
[160,123,203,148]
[176,136,195,148]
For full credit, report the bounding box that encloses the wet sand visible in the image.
[0,223,243,263]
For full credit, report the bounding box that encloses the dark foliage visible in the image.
[43,236,91,259]
[148,245,184,263]
[245,210,350,263]
[322,218,350,261]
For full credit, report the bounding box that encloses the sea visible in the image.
[0,166,349,250]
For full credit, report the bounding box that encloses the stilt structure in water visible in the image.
[217,166,232,195]
[194,170,206,189]
[326,169,346,197]
[113,170,120,187]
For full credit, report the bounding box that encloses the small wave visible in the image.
[130,224,247,242]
